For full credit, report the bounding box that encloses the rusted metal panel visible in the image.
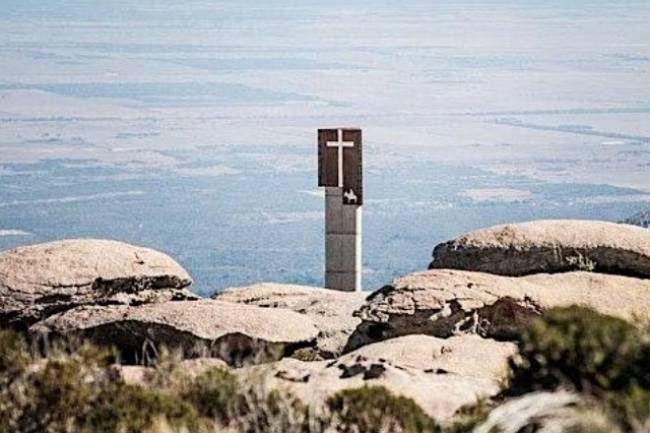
[342,129,362,206]
[318,128,339,187]
[317,128,363,205]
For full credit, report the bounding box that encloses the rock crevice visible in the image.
[347,270,650,350]
[0,239,196,329]
[430,220,650,278]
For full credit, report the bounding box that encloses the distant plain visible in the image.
[1,0,649,295]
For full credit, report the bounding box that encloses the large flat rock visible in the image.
[116,334,513,422]
[241,350,500,422]
[348,270,650,349]
[214,283,366,357]
[341,334,516,382]
[30,299,319,366]
[430,219,650,278]
[0,239,196,329]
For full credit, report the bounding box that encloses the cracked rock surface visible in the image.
[29,299,319,366]
[340,334,516,382]
[0,239,196,329]
[348,269,650,349]
[430,219,650,278]
[213,283,366,358]
[240,342,501,422]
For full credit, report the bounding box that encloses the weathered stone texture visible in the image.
[0,239,196,329]
[30,299,319,366]
[430,219,650,278]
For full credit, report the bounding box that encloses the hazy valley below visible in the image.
[1,0,649,295]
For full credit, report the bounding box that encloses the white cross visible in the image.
[326,129,355,188]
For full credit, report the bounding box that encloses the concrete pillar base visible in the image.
[324,187,362,292]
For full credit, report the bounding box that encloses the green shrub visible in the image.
[183,367,240,422]
[442,400,491,433]
[0,329,199,433]
[0,337,105,433]
[327,385,439,433]
[143,346,191,391]
[232,387,311,433]
[508,306,648,394]
[0,329,31,384]
[604,386,650,433]
[183,367,311,433]
[19,359,94,433]
[84,383,200,433]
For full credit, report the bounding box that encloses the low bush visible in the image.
[183,366,241,422]
[84,383,200,433]
[0,329,199,433]
[441,400,491,433]
[508,306,648,394]
[604,385,650,433]
[505,306,650,433]
[231,386,311,433]
[327,385,439,433]
[0,329,30,383]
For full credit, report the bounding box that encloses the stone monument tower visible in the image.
[318,128,362,292]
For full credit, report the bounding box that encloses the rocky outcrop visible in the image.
[429,220,650,278]
[30,300,319,366]
[341,335,516,382]
[236,335,517,421]
[241,355,500,422]
[214,283,366,357]
[112,353,500,422]
[114,335,513,421]
[348,270,650,349]
[0,239,196,329]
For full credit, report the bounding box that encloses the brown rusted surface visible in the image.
[318,128,363,205]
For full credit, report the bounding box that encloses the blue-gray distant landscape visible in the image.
[1,0,649,295]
